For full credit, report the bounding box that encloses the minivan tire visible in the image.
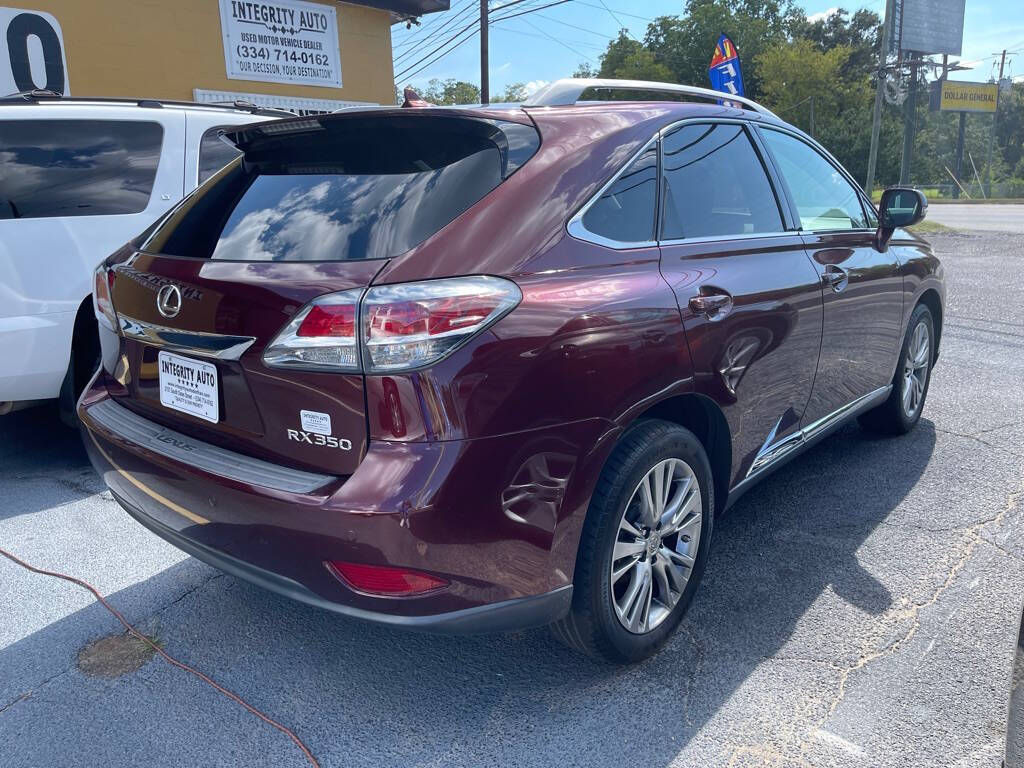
[551,419,714,663]
[858,303,935,436]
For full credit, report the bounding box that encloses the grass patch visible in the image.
[908,220,958,234]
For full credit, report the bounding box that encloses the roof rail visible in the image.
[523,78,777,117]
[1,88,63,101]
[0,92,292,117]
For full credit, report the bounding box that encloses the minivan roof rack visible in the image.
[1,88,63,101]
[523,78,777,117]
[0,92,293,117]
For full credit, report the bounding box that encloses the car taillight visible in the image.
[262,277,520,373]
[325,560,449,597]
[362,276,521,372]
[263,288,362,372]
[93,264,117,330]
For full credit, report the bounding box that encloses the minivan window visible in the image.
[0,120,162,219]
[581,144,658,243]
[197,126,243,185]
[760,128,868,231]
[661,123,784,240]
[143,115,538,261]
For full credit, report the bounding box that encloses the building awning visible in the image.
[344,0,450,18]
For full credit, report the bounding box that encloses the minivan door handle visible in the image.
[688,290,733,320]
[822,264,849,292]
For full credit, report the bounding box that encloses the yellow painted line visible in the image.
[89,431,210,525]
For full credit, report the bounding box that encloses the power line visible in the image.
[394,0,582,86]
[491,0,575,23]
[517,16,597,62]
[532,11,616,39]
[595,0,631,36]
[392,0,473,51]
[574,1,652,22]
[395,19,480,82]
[393,2,478,65]
[491,24,607,50]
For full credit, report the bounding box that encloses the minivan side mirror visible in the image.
[875,186,927,251]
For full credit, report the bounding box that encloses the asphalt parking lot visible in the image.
[2,227,1023,767]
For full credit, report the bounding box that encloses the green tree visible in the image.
[411,78,481,105]
[598,32,673,81]
[500,82,529,102]
[637,0,804,99]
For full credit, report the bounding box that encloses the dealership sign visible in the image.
[929,80,998,114]
[0,7,69,95]
[218,0,342,89]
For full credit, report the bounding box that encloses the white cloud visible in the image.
[523,80,550,97]
[806,7,839,23]
[496,61,512,73]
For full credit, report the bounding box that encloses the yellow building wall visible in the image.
[15,0,395,104]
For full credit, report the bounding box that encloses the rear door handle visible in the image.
[688,291,733,320]
[822,264,848,292]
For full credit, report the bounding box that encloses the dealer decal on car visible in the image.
[288,410,351,450]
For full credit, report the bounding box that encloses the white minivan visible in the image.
[0,94,285,421]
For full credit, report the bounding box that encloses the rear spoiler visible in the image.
[218,110,540,179]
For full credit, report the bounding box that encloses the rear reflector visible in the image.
[326,560,449,597]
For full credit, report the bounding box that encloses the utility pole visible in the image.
[865,0,894,194]
[899,54,919,185]
[983,49,1007,198]
[480,0,489,104]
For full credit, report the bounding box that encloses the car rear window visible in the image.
[142,114,539,262]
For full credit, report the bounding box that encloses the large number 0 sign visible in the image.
[1,7,69,96]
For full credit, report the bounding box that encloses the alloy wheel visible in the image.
[902,321,931,418]
[609,458,702,634]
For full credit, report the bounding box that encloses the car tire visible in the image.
[551,419,714,663]
[858,303,935,436]
[58,322,100,428]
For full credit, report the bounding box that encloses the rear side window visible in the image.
[581,144,658,243]
[661,123,784,240]
[0,119,162,219]
[144,115,539,262]
[197,126,243,185]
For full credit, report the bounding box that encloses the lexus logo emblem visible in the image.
[156,284,183,318]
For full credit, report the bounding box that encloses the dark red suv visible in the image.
[80,79,944,662]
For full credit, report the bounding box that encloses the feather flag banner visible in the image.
[708,33,745,100]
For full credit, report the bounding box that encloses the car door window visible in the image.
[581,144,658,243]
[0,119,162,219]
[760,128,868,231]
[197,125,243,185]
[660,122,784,240]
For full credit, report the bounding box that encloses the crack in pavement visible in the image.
[723,489,1021,767]
[794,489,1021,762]
[934,427,1023,458]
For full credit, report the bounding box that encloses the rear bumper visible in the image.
[114,488,572,633]
[80,375,610,632]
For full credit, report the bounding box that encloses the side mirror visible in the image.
[876,187,927,251]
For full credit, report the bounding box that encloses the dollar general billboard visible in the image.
[930,80,999,114]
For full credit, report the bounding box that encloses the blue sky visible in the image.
[391,0,1024,97]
